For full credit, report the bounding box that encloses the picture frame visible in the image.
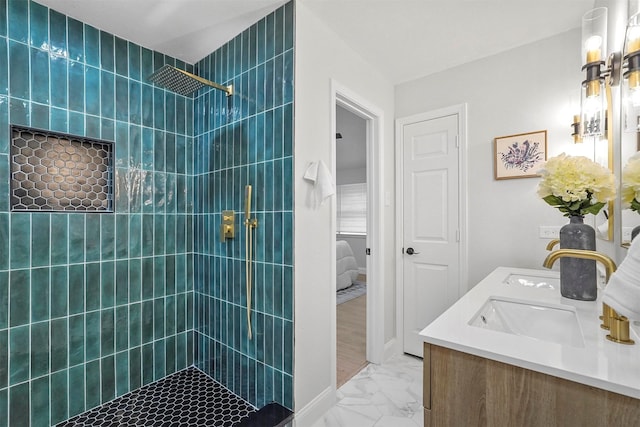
[494,130,547,180]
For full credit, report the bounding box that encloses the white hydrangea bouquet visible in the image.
[537,153,616,217]
[622,152,640,213]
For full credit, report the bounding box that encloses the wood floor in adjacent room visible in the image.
[337,293,367,387]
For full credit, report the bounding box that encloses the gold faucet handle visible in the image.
[606,314,635,345]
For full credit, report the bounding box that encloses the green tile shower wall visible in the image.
[0,1,195,425]
[192,2,295,410]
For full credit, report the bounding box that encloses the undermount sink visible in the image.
[503,273,559,289]
[469,297,585,347]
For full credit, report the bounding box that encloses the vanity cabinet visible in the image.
[423,343,640,427]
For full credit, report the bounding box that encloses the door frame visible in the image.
[395,104,469,354]
[330,79,385,392]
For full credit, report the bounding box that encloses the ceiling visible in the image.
[36,0,597,85]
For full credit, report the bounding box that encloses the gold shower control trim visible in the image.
[221,210,235,242]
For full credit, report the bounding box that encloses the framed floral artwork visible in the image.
[494,130,547,180]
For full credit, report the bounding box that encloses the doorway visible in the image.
[330,81,384,392]
[335,105,368,386]
[396,105,468,358]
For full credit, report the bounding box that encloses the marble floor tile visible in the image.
[311,354,423,427]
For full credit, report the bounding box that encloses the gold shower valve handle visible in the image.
[245,218,258,228]
[221,210,235,242]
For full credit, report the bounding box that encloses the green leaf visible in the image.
[582,202,605,215]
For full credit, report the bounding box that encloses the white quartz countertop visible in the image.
[420,266,640,399]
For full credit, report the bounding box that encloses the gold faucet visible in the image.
[545,239,560,251]
[542,249,616,281]
[543,249,634,345]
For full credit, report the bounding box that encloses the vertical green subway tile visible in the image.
[31,103,49,130]
[153,256,165,297]
[141,300,153,344]
[129,346,141,391]
[67,213,85,264]
[153,298,165,340]
[51,105,69,133]
[85,359,101,410]
[101,308,115,357]
[165,335,176,375]
[67,17,84,62]
[31,376,51,427]
[141,257,153,300]
[30,48,49,104]
[176,293,185,333]
[165,254,175,295]
[86,65,100,116]
[142,214,153,256]
[116,350,129,397]
[49,9,67,57]
[9,382,29,427]
[100,31,114,72]
[116,259,128,306]
[0,271,7,330]
[30,320,49,379]
[50,370,68,424]
[31,213,50,267]
[9,97,28,126]
[101,260,115,309]
[129,258,141,304]
[115,305,128,352]
[0,0,4,37]
[68,364,85,418]
[153,339,165,381]
[50,55,68,109]
[141,84,153,129]
[141,343,153,386]
[153,213,165,254]
[0,214,7,270]
[9,325,28,385]
[85,310,100,362]
[50,317,68,372]
[10,213,29,269]
[129,214,141,257]
[100,70,114,119]
[30,267,49,323]
[85,213,101,262]
[9,268,29,327]
[0,387,4,427]
[116,214,128,259]
[115,75,128,122]
[50,213,68,266]
[7,0,27,43]
[84,24,100,67]
[68,61,85,112]
[101,117,114,141]
[50,265,68,318]
[128,42,141,80]
[129,302,141,348]
[86,262,100,311]
[68,264,85,315]
[114,36,128,76]
[68,314,85,366]
[0,329,6,388]
[100,214,115,260]
[101,354,115,403]
[165,295,175,336]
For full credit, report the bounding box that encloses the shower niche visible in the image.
[10,125,114,212]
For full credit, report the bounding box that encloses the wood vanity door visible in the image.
[424,343,640,427]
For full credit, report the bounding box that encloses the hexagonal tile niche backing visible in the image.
[58,367,256,426]
[10,126,114,212]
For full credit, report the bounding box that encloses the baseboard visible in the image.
[293,386,335,427]
[383,338,399,362]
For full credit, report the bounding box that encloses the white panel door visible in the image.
[402,114,460,357]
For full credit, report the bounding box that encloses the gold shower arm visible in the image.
[175,68,234,96]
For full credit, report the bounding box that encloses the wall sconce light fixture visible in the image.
[623,13,640,131]
[580,7,620,138]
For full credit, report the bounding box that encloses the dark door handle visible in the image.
[406,247,420,255]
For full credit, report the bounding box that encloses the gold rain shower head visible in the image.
[148,64,233,97]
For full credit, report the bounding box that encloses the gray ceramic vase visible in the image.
[559,215,597,301]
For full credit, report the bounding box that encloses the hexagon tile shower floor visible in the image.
[56,367,292,426]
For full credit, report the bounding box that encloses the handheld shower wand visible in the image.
[244,185,258,339]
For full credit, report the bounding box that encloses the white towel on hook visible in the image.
[602,236,640,320]
[303,160,335,208]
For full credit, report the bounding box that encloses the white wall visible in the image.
[396,28,602,288]
[294,1,395,424]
